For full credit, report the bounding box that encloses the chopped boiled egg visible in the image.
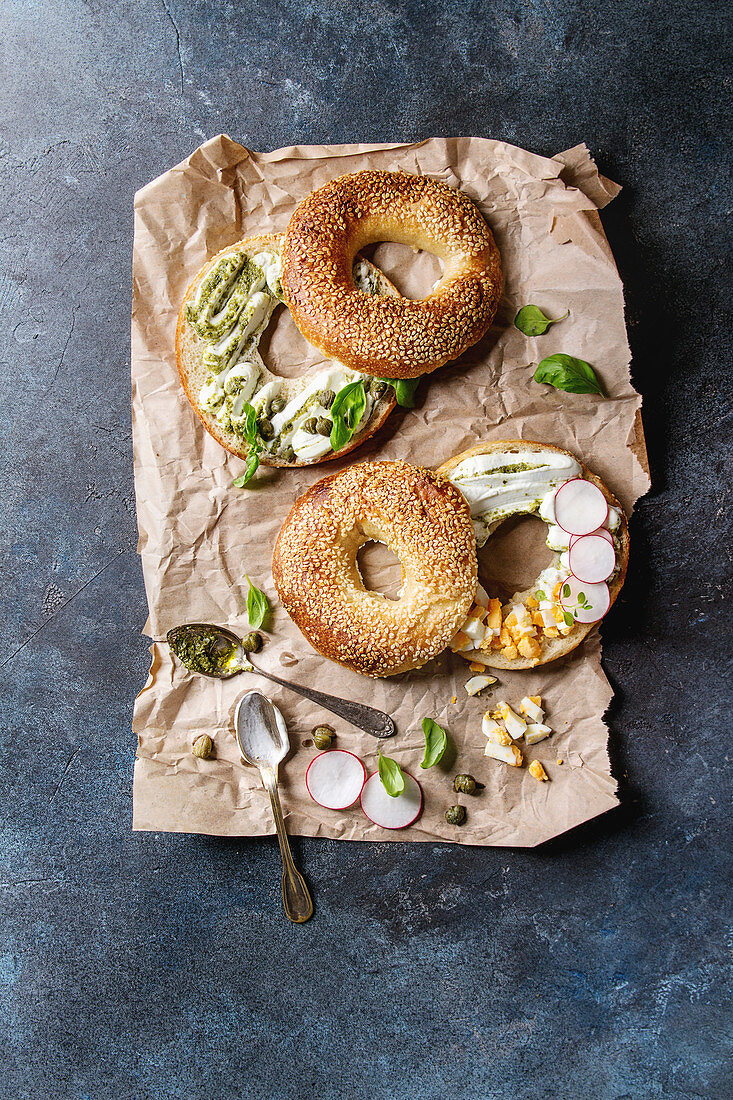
[525,722,552,745]
[519,696,544,723]
[528,760,549,781]
[482,714,511,746]
[485,741,523,767]
[497,702,527,739]
[465,674,496,696]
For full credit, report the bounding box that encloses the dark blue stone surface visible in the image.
[0,2,729,1097]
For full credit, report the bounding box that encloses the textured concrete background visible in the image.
[0,1,730,1097]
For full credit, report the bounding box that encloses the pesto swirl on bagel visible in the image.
[176,234,400,469]
[437,440,630,669]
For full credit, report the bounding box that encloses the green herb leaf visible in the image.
[562,583,571,599]
[420,718,448,769]
[534,354,605,396]
[330,380,367,451]
[563,611,575,628]
[245,575,270,629]
[241,402,259,445]
[233,448,261,487]
[378,752,405,798]
[380,376,422,408]
[514,305,569,336]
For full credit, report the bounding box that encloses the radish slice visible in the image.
[554,479,608,536]
[305,750,366,810]
[570,527,613,548]
[558,574,611,624]
[568,533,616,583]
[360,771,423,830]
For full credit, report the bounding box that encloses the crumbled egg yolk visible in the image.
[451,579,576,664]
[529,760,549,782]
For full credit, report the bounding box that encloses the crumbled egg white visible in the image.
[497,702,527,740]
[519,696,544,723]
[525,722,553,745]
[464,674,496,697]
[482,714,512,746]
[484,741,523,766]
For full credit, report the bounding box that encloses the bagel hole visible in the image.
[357,541,403,601]
[477,515,555,601]
[358,243,444,300]
[258,303,331,379]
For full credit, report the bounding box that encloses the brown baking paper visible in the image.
[131,136,649,846]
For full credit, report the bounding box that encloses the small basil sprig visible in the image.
[514,305,569,336]
[232,402,262,487]
[380,376,422,408]
[534,354,605,396]
[420,718,448,769]
[330,380,367,452]
[246,575,270,629]
[378,751,405,798]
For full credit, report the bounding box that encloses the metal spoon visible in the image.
[235,689,313,924]
[167,623,396,739]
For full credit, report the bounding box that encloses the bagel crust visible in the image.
[437,440,630,669]
[282,170,502,379]
[272,461,478,677]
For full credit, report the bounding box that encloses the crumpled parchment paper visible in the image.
[131,136,649,846]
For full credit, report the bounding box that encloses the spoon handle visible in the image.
[262,769,313,924]
[249,662,396,739]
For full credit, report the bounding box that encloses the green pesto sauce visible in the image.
[169,627,237,675]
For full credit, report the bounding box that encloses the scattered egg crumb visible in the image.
[529,760,549,782]
[556,758,563,765]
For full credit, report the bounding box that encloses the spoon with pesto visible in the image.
[167,623,396,739]
[235,689,312,923]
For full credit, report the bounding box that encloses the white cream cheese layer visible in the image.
[190,248,379,461]
[448,449,582,547]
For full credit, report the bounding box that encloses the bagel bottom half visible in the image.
[272,461,478,677]
[436,440,630,669]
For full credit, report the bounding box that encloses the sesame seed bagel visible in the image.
[437,440,630,669]
[272,461,478,677]
[282,170,502,379]
[176,234,398,468]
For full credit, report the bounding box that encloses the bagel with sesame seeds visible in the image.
[437,440,630,669]
[176,234,399,468]
[272,461,478,677]
[281,170,502,380]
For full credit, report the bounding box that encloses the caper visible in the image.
[453,774,477,795]
[319,389,335,409]
[315,417,332,436]
[280,445,296,464]
[269,395,286,415]
[241,631,262,654]
[312,725,334,750]
[302,416,318,434]
[192,734,214,760]
[257,417,274,441]
[445,805,466,826]
[371,380,388,397]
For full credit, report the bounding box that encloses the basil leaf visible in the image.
[241,402,259,445]
[514,305,569,336]
[380,376,422,408]
[232,448,261,488]
[534,354,605,396]
[330,380,367,452]
[245,575,270,629]
[378,752,405,798]
[420,717,448,769]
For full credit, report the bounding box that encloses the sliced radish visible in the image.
[570,527,613,548]
[554,478,608,536]
[305,750,366,810]
[558,574,611,624]
[568,533,616,583]
[360,771,423,830]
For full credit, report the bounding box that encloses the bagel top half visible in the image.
[437,440,630,669]
[272,461,478,677]
[176,234,398,468]
[282,170,502,380]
